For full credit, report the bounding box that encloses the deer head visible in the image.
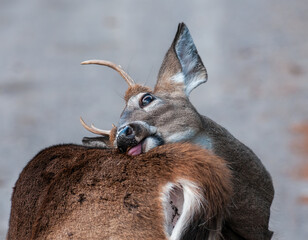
[81,23,210,155]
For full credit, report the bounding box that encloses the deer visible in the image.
[8,23,274,240]
[79,23,275,239]
[8,143,233,240]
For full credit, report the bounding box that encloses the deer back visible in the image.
[8,143,232,240]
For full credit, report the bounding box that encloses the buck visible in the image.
[80,23,274,239]
[8,23,274,240]
[8,143,232,239]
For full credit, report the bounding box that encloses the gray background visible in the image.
[1,0,308,239]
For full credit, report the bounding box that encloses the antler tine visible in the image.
[90,123,111,135]
[80,117,111,136]
[81,60,135,87]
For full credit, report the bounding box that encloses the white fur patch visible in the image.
[192,133,213,150]
[165,129,213,151]
[185,75,206,96]
[142,136,161,152]
[171,72,185,84]
[165,128,197,143]
[170,72,206,96]
[127,93,144,108]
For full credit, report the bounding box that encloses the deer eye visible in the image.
[140,93,155,108]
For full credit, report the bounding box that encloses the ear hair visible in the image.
[82,136,110,148]
[82,126,117,148]
[155,23,208,97]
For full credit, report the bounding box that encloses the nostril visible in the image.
[119,125,134,137]
[124,126,133,136]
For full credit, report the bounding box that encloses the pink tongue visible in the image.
[127,142,142,156]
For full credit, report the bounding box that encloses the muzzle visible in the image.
[116,121,162,155]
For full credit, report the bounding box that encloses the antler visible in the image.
[80,117,111,136]
[81,60,135,87]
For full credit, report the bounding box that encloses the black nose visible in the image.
[117,125,138,153]
[120,125,134,137]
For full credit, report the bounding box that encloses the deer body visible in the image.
[81,23,274,239]
[8,143,232,240]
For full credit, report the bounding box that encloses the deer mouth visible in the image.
[126,136,164,156]
[127,140,144,156]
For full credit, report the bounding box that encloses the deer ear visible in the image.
[82,136,111,148]
[154,23,207,97]
[160,180,207,240]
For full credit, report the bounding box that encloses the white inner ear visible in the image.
[161,180,204,240]
[170,72,205,97]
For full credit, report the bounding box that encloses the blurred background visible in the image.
[1,0,308,239]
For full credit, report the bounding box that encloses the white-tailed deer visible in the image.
[80,23,274,239]
[8,143,232,240]
[8,23,274,240]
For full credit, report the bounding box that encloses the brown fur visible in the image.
[109,125,117,145]
[154,45,187,98]
[7,143,232,240]
[124,85,152,102]
[154,30,184,96]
